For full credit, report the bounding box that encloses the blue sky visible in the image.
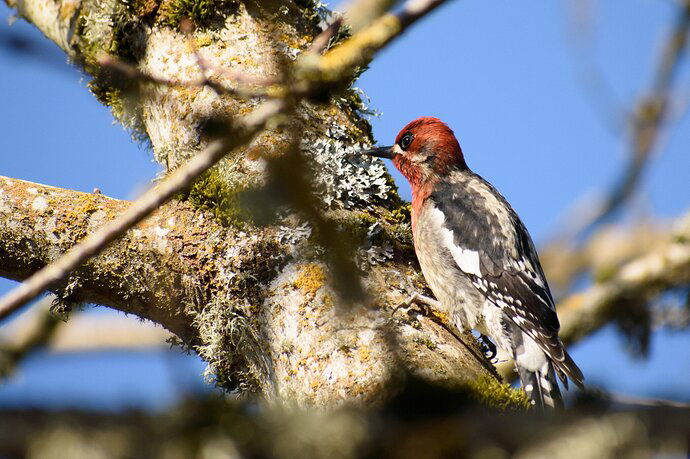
[0,0,688,410]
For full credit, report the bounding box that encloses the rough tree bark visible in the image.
[1,0,516,406]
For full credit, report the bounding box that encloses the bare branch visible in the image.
[540,220,665,297]
[308,0,450,83]
[0,299,172,355]
[97,54,276,99]
[567,1,690,237]
[307,16,345,55]
[0,297,61,377]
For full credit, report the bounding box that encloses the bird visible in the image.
[361,117,584,409]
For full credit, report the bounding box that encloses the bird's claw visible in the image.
[478,333,498,362]
[393,292,440,316]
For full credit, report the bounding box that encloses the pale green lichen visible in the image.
[303,121,389,209]
[191,233,285,392]
[194,297,269,393]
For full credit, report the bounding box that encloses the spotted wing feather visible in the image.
[430,172,584,388]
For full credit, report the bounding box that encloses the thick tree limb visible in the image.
[0,176,500,405]
[0,176,216,340]
[0,101,285,321]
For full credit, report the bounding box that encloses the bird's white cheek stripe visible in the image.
[429,207,483,278]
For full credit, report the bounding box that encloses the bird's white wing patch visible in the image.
[429,207,482,277]
[512,259,546,289]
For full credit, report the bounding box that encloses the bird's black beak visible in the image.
[360,146,395,160]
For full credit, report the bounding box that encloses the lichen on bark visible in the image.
[0,0,523,409]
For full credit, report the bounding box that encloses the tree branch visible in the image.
[564,0,690,238]
[557,211,690,345]
[0,100,284,321]
[312,0,449,83]
[0,297,172,357]
[0,176,219,339]
[0,176,500,405]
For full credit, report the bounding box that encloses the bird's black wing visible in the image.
[429,172,583,387]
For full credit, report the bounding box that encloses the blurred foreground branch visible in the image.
[0,297,61,377]
[0,390,687,458]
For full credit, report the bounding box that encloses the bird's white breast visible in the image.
[413,201,486,330]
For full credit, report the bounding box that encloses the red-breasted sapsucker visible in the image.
[362,117,584,409]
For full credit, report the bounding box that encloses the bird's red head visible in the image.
[362,117,466,189]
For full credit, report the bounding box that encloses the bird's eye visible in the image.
[400,133,414,150]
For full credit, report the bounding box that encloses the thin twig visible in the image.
[565,0,626,136]
[341,0,395,34]
[98,54,274,99]
[313,0,450,83]
[0,99,285,322]
[603,390,690,409]
[308,16,344,55]
[569,1,690,238]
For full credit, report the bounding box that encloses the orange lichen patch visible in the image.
[244,144,266,161]
[49,192,119,242]
[293,263,326,297]
[357,346,370,362]
[431,309,449,326]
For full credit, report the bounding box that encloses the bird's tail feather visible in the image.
[518,361,563,410]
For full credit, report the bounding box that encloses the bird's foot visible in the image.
[478,333,498,362]
[393,292,441,316]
